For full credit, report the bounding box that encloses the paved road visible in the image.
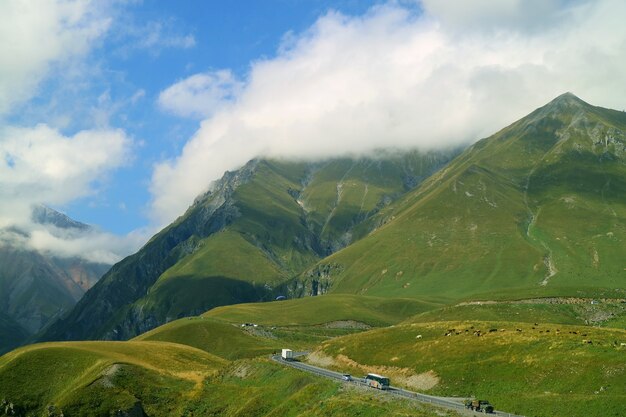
[271,354,525,417]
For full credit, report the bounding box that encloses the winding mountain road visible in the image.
[271,354,525,417]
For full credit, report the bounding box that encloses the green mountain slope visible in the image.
[41,151,455,342]
[305,93,626,301]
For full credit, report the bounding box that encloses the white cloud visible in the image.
[0,218,147,265]
[0,1,147,263]
[29,226,147,264]
[112,19,196,57]
[158,70,243,118]
[0,0,111,115]
[0,124,131,220]
[149,0,626,225]
[138,21,196,49]
[0,124,136,262]
[0,221,148,265]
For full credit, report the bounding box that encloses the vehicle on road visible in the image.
[464,399,494,413]
[342,374,352,381]
[364,373,390,390]
[281,348,293,361]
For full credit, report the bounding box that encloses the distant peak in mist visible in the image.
[31,204,91,231]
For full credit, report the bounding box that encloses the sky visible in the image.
[1,0,626,264]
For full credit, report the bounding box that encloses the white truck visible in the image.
[281,348,294,361]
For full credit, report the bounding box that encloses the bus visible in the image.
[364,373,390,390]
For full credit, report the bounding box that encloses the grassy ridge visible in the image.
[318,166,546,299]
[135,294,441,359]
[202,294,441,326]
[230,160,320,274]
[300,152,455,249]
[134,317,278,360]
[409,303,586,325]
[155,230,287,286]
[408,300,626,329]
[5,296,626,415]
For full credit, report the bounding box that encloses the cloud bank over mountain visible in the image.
[0,0,137,262]
[0,124,136,264]
[152,0,626,225]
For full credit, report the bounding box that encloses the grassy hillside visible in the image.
[134,317,278,360]
[306,93,626,301]
[0,294,450,415]
[298,152,455,251]
[310,319,626,417]
[203,294,440,326]
[135,294,441,359]
[133,154,457,322]
[182,358,449,417]
[0,339,452,416]
[0,340,225,416]
[6,296,626,415]
[408,299,626,328]
[136,230,287,321]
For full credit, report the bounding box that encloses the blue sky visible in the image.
[1,0,625,263]
[43,1,389,235]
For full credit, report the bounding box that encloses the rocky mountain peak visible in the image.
[532,92,590,120]
[549,91,587,106]
[31,204,91,231]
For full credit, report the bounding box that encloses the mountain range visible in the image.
[0,206,110,353]
[39,93,626,344]
[2,92,626,417]
[41,150,457,341]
